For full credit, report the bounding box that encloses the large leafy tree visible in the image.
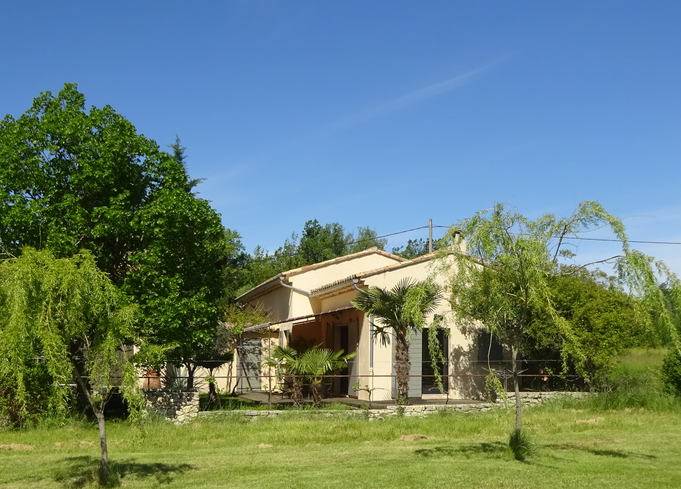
[347,226,388,254]
[0,84,230,386]
[0,83,165,283]
[439,202,680,437]
[527,269,652,385]
[298,219,349,264]
[351,278,441,404]
[0,248,140,484]
[122,155,227,388]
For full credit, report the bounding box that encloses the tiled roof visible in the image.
[309,251,440,296]
[236,247,405,302]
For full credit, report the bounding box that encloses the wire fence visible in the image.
[139,368,584,394]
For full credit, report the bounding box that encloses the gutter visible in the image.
[279,276,311,296]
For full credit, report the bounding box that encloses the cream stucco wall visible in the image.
[246,286,292,322]
[237,248,497,401]
[288,253,401,294]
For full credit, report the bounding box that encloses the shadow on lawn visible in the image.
[546,444,656,460]
[415,442,508,458]
[52,456,196,487]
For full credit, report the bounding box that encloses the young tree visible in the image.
[0,248,140,484]
[439,202,680,437]
[351,278,441,404]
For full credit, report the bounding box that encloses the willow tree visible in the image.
[0,248,141,484]
[439,202,680,440]
[352,278,442,404]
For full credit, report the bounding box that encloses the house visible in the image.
[234,246,506,402]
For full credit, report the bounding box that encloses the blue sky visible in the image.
[2,2,680,274]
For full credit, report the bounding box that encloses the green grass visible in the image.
[588,348,678,410]
[1,402,680,489]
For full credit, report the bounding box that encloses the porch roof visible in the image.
[242,305,356,333]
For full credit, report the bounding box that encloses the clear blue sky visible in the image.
[2,2,680,273]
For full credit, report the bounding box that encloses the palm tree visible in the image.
[268,345,356,408]
[300,346,357,407]
[266,346,305,406]
[352,278,441,404]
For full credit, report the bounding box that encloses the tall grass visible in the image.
[556,348,681,411]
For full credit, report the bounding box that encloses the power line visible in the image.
[564,237,681,246]
[253,222,681,260]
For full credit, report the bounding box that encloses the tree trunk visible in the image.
[395,330,411,404]
[186,364,196,390]
[512,345,521,432]
[291,376,303,407]
[310,381,323,408]
[208,382,218,404]
[72,366,111,484]
[208,369,220,408]
[95,410,109,484]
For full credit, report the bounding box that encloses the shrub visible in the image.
[0,361,59,428]
[661,348,681,397]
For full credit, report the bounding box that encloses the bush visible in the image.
[0,361,60,428]
[661,348,681,397]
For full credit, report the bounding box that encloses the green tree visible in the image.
[347,226,387,253]
[169,135,204,193]
[0,249,140,484]
[235,222,387,297]
[298,220,348,264]
[439,202,680,438]
[527,269,652,384]
[392,238,439,259]
[351,278,441,404]
[659,282,681,395]
[218,229,252,302]
[0,83,167,283]
[0,84,232,387]
[122,149,228,389]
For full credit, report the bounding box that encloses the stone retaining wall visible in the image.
[198,391,589,422]
[142,388,199,424]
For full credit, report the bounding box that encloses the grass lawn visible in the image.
[1,400,680,489]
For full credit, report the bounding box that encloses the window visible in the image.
[477,329,504,362]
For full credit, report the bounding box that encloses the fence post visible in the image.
[268,371,272,411]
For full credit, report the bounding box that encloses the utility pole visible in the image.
[428,218,433,253]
